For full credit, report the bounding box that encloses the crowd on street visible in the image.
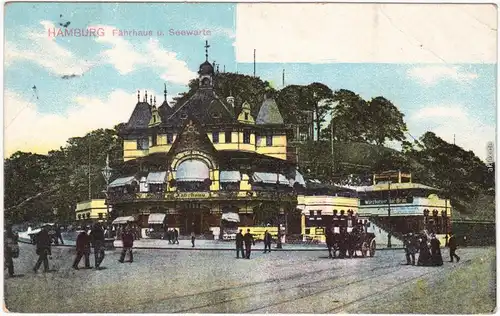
[403,231,460,266]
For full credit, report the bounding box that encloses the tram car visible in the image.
[325,213,376,258]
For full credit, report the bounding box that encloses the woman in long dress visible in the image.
[430,234,443,266]
[417,235,432,266]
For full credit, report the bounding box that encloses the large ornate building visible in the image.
[108,45,305,237]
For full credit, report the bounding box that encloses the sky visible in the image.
[3,2,497,161]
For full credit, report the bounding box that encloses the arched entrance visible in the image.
[179,205,211,235]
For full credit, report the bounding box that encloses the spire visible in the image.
[137,90,140,102]
[216,64,220,73]
[145,90,148,102]
[204,40,210,61]
[164,83,167,102]
[154,96,156,106]
[150,95,153,105]
[223,65,226,73]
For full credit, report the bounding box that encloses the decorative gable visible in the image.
[237,101,255,124]
[167,117,218,158]
[149,106,162,127]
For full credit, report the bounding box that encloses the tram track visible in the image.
[129,260,402,313]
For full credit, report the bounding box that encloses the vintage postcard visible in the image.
[3,2,497,314]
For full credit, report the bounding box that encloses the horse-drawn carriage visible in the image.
[325,217,376,259]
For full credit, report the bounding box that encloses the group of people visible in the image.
[403,231,461,266]
[163,228,180,245]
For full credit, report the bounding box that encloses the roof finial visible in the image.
[204,40,210,61]
[150,95,153,105]
[154,96,156,106]
[216,64,220,73]
[223,65,226,73]
[137,90,140,102]
[164,83,167,102]
[145,90,148,102]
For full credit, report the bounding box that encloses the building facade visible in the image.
[108,48,305,237]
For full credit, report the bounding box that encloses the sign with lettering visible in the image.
[360,197,413,206]
[172,192,211,199]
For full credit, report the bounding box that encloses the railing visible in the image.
[108,190,297,204]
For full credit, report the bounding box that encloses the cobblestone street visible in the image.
[4,243,495,313]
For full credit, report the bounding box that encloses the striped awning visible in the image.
[112,216,135,224]
[109,176,136,188]
[147,171,167,184]
[176,160,209,182]
[220,171,241,183]
[252,172,289,185]
[148,213,166,224]
[221,212,240,223]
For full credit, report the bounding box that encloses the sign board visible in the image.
[360,197,413,206]
[173,192,211,199]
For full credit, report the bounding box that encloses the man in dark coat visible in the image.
[119,226,134,263]
[243,229,255,259]
[89,223,106,269]
[4,225,18,277]
[417,235,432,266]
[73,230,91,269]
[33,226,52,273]
[263,230,272,253]
[235,229,244,258]
[325,227,335,259]
[403,233,418,265]
[448,232,460,262]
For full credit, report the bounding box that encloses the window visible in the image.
[137,138,149,150]
[309,210,314,217]
[244,113,249,121]
[266,135,273,146]
[98,213,103,219]
[316,210,322,217]
[225,131,232,143]
[243,131,251,144]
[151,133,157,146]
[78,214,81,220]
[86,213,90,219]
[212,132,219,143]
[167,133,174,144]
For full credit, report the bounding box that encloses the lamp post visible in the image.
[387,181,392,248]
[101,154,113,225]
[276,166,283,249]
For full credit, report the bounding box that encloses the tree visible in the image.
[366,97,407,145]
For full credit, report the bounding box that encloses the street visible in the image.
[4,243,495,313]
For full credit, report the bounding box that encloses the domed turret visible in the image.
[198,60,214,76]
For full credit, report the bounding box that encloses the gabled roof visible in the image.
[256,97,284,125]
[165,89,236,127]
[158,101,173,121]
[126,102,152,129]
[167,117,218,158]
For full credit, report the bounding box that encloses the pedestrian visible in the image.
[89,223,106,269]
[167,229,172,244]
[163,226,169,241]
[4,224,19,277]
[235,229,244,258]
[174,228,179,244]
[325,227,335,259]
[403,232,417,265]
[417,235,432,266]
[33,226,52,273]
[243,229,255,259]
[55,224,64,245]
[191,231,196,247]
[119,226,134,263]
[263,230,272,253]
[448,232,460,263]
[430,233,443,266]
[72,230,91,270]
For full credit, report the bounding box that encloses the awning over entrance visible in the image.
[112,216,135,224]
[147,171,167,184]
[252,172,289,185]
[109,176,136,188]
[220,171,241,183]
[221,212,240,223]
[148,213,166,224]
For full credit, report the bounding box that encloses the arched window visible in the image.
[176,159,211,192]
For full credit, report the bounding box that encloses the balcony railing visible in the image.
[108,190,296,204]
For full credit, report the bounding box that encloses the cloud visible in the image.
[235,3,497,63]
[92,24,196,84]
[410,104,495,161]
[407,66,479,86]
[3,89,154,158]
[5,21,94,76]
